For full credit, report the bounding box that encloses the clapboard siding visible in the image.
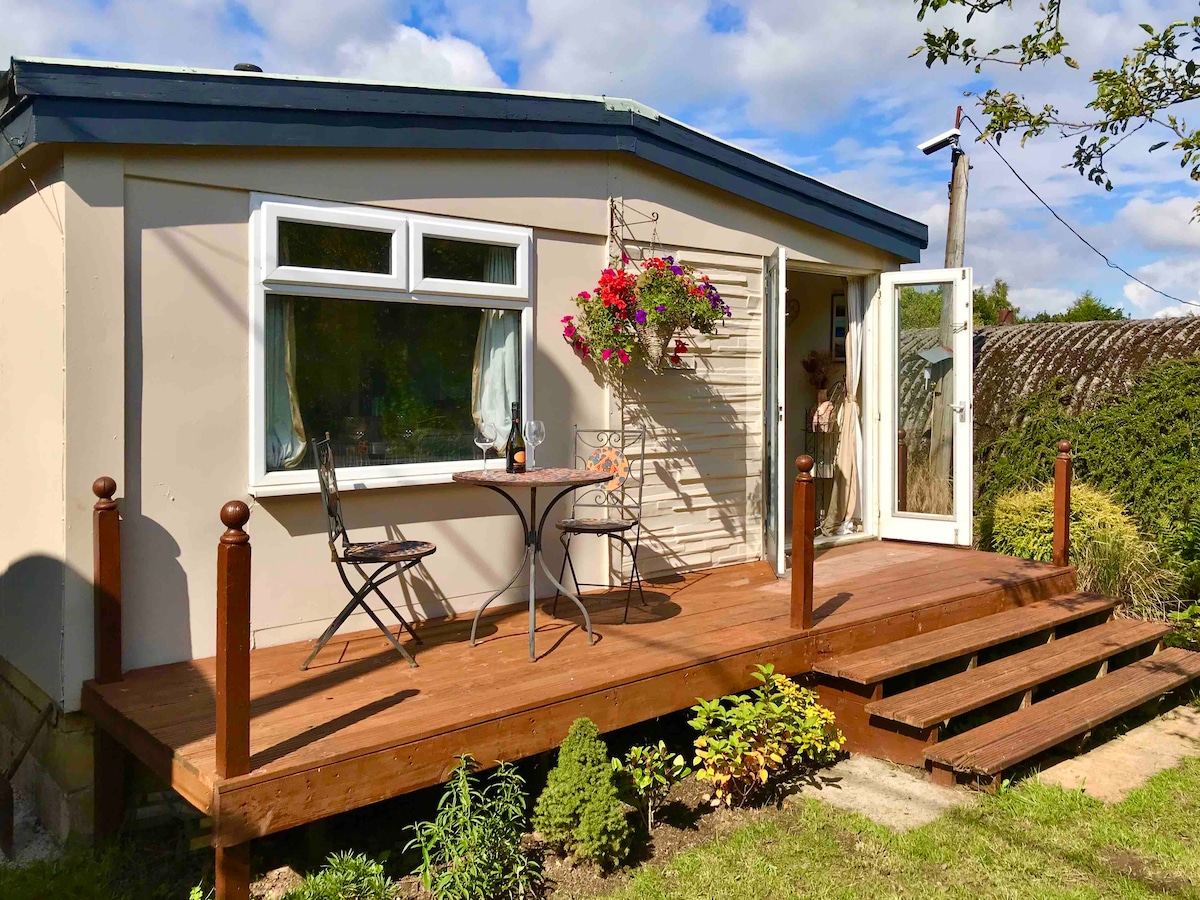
[621,246,764,577]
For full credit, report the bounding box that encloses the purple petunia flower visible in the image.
[670,265,683,276]
[635,309,648,324]
[656,304,667,312]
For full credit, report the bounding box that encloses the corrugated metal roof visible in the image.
[898,316,1200,444]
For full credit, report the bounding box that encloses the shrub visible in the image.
[612,741,692,831]
[406,755,541,900]
[991,482,1180,619]
[532,718,631,869]
[283,852,395,900]
[689,664,844,808]
[976,355,1200,599]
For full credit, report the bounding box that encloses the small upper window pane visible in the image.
[423,236,517,284]
[278,220,392,274]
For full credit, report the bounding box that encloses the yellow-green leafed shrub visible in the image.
[689,665,844,808]
[992,482,1180,619]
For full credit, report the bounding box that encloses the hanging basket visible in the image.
[563,256,731,375]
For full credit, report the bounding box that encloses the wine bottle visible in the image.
[506,402,527,474]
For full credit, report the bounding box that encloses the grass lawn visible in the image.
[597,758,1200,900]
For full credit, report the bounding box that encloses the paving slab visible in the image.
[791,754,974,831]
[1039,704,1200,803]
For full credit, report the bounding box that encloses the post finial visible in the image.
[92,477,118,511]
[220,501,251,544]
[898,428,906,441]
[1056,439,1072,455]
[796,455,814,478]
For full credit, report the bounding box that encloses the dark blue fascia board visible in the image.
[8,60,929,260]
[0,100,34,168]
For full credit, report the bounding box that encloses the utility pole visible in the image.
[929,106,968,486]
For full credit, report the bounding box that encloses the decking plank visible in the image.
[865,619,1170,728]
[925,647,1200,775]
[814,593,1118,684]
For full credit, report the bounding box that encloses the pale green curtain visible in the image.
[265,298,307,469]
[471,246,520,449]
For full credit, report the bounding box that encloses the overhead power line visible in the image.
[960,113,1199,310]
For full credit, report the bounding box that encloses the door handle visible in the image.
[950,401,968,422]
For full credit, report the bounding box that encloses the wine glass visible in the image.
[474,422,498,470]
[523,420,546,467]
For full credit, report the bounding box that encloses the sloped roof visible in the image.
[0,57,929,261]
[899,316,1200,442]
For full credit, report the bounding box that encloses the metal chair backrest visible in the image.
[312,433,349,549]
[571,427,647,521]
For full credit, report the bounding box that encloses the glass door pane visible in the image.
[896,282,957,518]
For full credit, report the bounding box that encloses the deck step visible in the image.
[925,647,1200,778]
[814,593,1119,685]
[865,619,1170,729]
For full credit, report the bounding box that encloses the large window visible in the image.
[250,195,532,495]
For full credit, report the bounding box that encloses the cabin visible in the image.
[3,58,1199,896]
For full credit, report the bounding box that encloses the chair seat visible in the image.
[342,539,437,563]
[557,517,637,534]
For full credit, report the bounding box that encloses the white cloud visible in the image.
[336,25,502,86]
[1009,287,1078,316]
[1122,257,1200,316]
[1152,305,1199,318]
[1115,196,1200,252]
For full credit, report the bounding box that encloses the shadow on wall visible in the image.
[0,556,93,702]
[620,364,749,577]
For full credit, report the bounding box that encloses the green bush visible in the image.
[991,482,1180,618]
[689,664,844,808]
[976,356,1200,578]
[611,740,692,831]
[406,755,541,900]
[283,851,395,900]
[532,717,631,869]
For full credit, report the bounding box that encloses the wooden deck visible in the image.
[83,541,1073,847]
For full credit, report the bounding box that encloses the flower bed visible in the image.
[563,257,731,373]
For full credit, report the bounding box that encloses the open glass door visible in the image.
[879,268,973,545]
[763,247,787,574]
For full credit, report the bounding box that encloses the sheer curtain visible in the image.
[265,297,308,469]
[472,246,520,449]
[825,275,876,533]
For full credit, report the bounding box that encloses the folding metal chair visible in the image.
[553,427,647,623]
[303,434,435,670]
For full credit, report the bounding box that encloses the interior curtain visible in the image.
[265,297,307,469]
[825,275,875,533]
[472,245,521,448]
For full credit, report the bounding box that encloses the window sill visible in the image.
[249,468,485,498]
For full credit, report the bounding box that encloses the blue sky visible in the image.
[6,0,1199,318]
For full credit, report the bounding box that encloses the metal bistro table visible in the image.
[453,466,612,661]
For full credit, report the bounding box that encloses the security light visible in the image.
[918,128,961,156]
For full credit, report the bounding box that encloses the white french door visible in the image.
[878,268,973,545]
[763,247,787,575]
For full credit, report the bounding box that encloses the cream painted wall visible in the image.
[0,159,68,702]
[0,143,906,708]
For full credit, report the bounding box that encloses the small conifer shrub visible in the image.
[532,717,631,869]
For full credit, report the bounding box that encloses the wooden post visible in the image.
[91,477,126,843]
[215,500,252,900]
[791,455,815,631]
[1052,440,1072,568]
[896,429,908,513]
[92,477,122,685]
[216,501,252,780]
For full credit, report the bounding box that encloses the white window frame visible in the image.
[259,197,408,292]
[409,214,531,300]
[248,192,534,497]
